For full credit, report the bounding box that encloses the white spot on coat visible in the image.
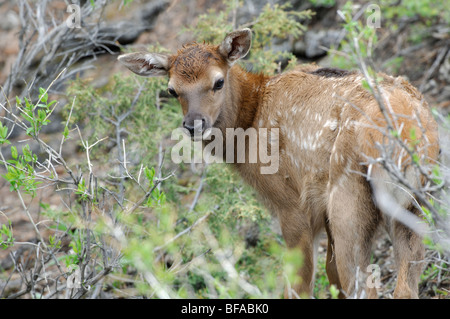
[324,119,338,131]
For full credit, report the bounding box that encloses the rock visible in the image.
[438,49,450,83]
[271,37,295,54]
[0,10,20,31]
[236,0,305,26]
[109,0,170,45]
[294,29,341,58]
[423,79,439,95]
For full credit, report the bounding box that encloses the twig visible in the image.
[419,47,449,92]
[113,80,147,204]
[16,190,48,250]
[125,172,175,215]
[188,167,207,214]
[155,89,164,192]
[153,212,211,253]
[59,95,76,156]
[202,226,262,297]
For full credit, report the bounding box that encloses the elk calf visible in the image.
[118,29,439,298]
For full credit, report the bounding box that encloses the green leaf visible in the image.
[48,100,57,108]
[409,127,417,141]
[0,220,15,249]
[330,284,339,299]
[26,127,35,136]
[361,79,371,91]
[390,129,399,138]
[0,122,7,138]
[0,122,10,145]
[63,126,69,140]
[22,145,33,162]
[38,109,47,122]
[39,87,48,103]
[145,167,156,183]
[11,146,18,159]
[24,97,32,110]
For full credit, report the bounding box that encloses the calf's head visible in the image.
[118,29,252,138]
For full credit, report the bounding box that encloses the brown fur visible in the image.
[118,30,439,299]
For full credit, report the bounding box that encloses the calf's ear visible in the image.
[118,52,170,77]
[218,28,252,65]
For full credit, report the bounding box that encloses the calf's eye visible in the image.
[213,79,224,91]
[168,88,179,98]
